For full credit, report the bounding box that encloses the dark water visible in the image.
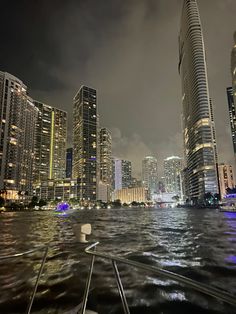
[0,207,236,314]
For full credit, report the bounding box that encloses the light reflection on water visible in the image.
[0,208,236,313]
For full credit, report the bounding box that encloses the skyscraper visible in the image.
[227,87,236,154]
[100,128,112,184]
[0,72,38,199]
[73,86,98,202]
[66,148,73,178]
[178,0,218,202]
[99,128,112,201]
[33,101,67,184]
[142,156,158,196]
[164,156,182,196]
[113,158,132,190]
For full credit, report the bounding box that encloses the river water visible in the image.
[0,207,236,314]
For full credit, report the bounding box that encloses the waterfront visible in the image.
[0,207,236,313]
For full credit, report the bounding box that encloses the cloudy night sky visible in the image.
[1,0,236,178]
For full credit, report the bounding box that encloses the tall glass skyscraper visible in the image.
[164,156,182,196]
[142,156,158,196]
[99,128,112,196]
[73,86,98,202]
[0,72,38,199]
[33,101,67,184]
[113,158,132,190]
[100,128,112,184]
[178,0,218,202]
[226,87,236,154]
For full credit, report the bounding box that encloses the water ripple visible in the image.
[0,208,236,313]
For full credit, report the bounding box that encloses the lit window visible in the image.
[10,138,17,145]
[5,179,15,184]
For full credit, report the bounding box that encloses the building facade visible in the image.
[98,181,109,203]
[33,101,67,184]
[0,72,38,199]
[178,0,218,202]
[73,86,98,202]
[218,164,235,199]
[112,187,148,204]
[99,128,112,200]
[142,156,158,196]
[113,158,132,190]
[66,148,73,178]
[164,156,182,196]
[227,87,236,154]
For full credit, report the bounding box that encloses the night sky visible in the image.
[1,0,236,177]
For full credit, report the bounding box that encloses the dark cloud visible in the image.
[0,0,67,90]
[1,0,235,177]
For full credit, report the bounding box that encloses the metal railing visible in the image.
[82,242,236,314]
[1,242,236,314]
[0,242,85,314]
[0,244,49,314]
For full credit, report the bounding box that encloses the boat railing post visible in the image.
[26,245,49,314]
[112,260,130,314]
[79,245,96,314]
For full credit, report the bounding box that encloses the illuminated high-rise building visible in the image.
[142,156,158,196]
[0,71,38,199]
[218,164,235,199]
[33,101,67,184]
[100,128,112,184]
[113,158,132,190]
[73,85,98,201]
[164,156,182,195]
[178,0,218,202]
[99,128,112,201]
[227,87,236,154]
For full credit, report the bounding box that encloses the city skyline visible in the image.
[1,3,236,312]
[0,1,236,178]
